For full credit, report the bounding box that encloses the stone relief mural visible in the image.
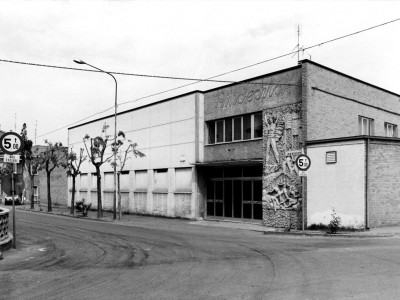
[262,103,303,227]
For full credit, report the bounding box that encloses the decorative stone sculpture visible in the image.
[263,103,303,228]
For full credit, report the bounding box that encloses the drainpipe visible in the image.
[365,138,370,229]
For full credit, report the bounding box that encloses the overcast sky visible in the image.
[1,0,399,145]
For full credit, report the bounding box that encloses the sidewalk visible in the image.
[10,203,400,238]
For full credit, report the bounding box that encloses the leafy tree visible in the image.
[40,140,67,212]
[66,148,86,214]
[83,124,123,218]
[110,132,145,220]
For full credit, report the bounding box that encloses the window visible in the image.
[119,171,130,191]
[154,169,168,192]
[253,113,263,138]
[243,115,251,140]
[207,112,264,144]
[225,117,232,142]
[359,116,374,135]
[208,122,215,144]
[384,122,397,137]
[91,173,98,191]
[135,170,148,191]
[175,168,192,192]
[80,173,88,190]
[216,120,224,143]
[233,117,242,140]
[104,172,114,190]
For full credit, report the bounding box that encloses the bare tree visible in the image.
[110,132,145,220]
[39,140,67,212]
[66,148,86,214]
[26,148,43,211]
[83,124,123,218]
[20,123,35,209]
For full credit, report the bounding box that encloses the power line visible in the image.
[0,58,299,88]
[0,58,235,83]
[27,17,400,139]
[119,17,400,107]
[36,105,115,139]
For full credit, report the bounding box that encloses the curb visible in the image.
[262,230,395,238]
[16,207,116,223]
[14,206,400,238]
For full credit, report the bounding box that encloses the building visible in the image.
[68,60,400,229]
[31,145,68,207]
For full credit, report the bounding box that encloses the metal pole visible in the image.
[12,164,16,249]
[73,60,118,220]
[113,78,118,220]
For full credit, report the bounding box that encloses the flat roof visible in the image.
[300,59,400,98]
[306,135,400,146]
[69,60,400,130]
[68,90,202,130]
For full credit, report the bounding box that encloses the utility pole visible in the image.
[35,120,37,145]
[297,25,300,63]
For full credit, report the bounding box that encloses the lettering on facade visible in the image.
[207,82,297,113]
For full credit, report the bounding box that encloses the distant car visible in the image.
[4,195,23,205]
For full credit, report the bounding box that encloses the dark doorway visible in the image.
[206,166,262,221]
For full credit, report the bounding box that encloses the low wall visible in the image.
[0,207,12,250]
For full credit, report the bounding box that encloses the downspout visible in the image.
[365,138,370,229]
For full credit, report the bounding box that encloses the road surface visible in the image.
[1,210,400,299]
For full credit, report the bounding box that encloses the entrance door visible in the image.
[205,166,263,221]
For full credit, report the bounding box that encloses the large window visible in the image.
[154,169,168,192]
[384,122,398,138]
[135,170,148,192]
[104,172,114,190]
[175,168,192,193]
[208,112,263,144]
[80,173,88,190]
[358,116,374,135]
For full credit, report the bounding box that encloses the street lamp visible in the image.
[73,59,118,220]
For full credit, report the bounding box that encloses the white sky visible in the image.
[1,0,399,145]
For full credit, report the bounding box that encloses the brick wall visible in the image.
[368,140,400,227]
[37,166,68,206]
[304,61,400,141]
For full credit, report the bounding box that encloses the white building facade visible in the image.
[68,91,205,219]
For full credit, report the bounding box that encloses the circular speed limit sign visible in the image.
[0,132,24,155]
[295,154,311,171]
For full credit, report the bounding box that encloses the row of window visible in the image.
[359,116,398,137]
[78,168,193,193]
[207,112,262,144]
[208,114,398,145]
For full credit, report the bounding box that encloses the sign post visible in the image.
[0,132,24,249]
[295,153,311,234]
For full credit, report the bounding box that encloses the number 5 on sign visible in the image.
[295,154,311,171]
[0,132,24,155]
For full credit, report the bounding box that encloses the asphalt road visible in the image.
[1,210,400,300]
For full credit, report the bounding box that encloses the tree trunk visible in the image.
[70,175,76,214]
[118,172,121,220]
[47,171,52,212]
[30,174,35,210]
[96,167,103,218]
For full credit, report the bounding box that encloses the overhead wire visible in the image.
[13,16,400,139]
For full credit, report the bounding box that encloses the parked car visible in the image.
[4,195,23,205]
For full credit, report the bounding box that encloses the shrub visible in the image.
[329,209,341,234]
[75,199,91,217]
